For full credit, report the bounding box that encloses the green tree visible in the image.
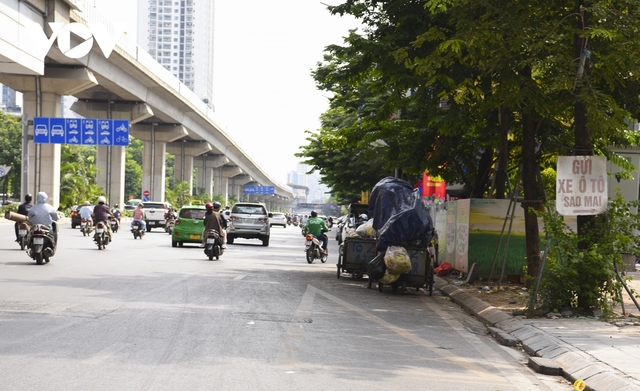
[0,111,22,198]
[125,137,143,199]
[59,145,102,209]
[309,0,640,311]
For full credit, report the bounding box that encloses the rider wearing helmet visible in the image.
[92,196,114,240]
[201,202,225,247]
[303,210,330,254]
[212,201,228,248]
[17,193,33,216]
[111,203,121,225]
[15,194,33,241]
[27,192,60,243]
[357,213,368,226]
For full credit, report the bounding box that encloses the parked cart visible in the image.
[369,244,435,296]
[337,237,377,280]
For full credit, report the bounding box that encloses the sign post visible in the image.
[556,156,607,216]
[33,117,129,146]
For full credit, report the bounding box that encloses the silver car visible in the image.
[227,203,272,246]
[269,212,287,228]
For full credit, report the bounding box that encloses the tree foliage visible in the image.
[300,0,640,311]
[59,145,103,209]
[0,112,22,197]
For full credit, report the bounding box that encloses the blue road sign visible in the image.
[244,185,274,195]
[34,117,129,146]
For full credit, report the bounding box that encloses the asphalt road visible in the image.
[0,220,573,390]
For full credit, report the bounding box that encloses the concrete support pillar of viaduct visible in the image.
[0,67,99,209]
[218,166,243,206]
[193,155,229,196]
[167,141,212,195]
[71,101,154,207]
[131,124,188,201]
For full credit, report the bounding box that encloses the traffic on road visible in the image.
[0,214,572,390]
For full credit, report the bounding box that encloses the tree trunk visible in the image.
[494,106,510,199]
[574,0,594,310]
[522,112,542,287]
[471,147,494,198]
[519,64,542,287]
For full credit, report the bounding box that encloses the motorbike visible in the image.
[305,233,327,264]
[131,220,145,239]
[94,221,111,250]
[27,223,57,265]
[110,217,119,233]
[204,229,224,260]
[16,221,30,250]
[287,216,292,226]
[80,218,92,236]
[165,216,175,234]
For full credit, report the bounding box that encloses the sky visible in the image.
[98,0,359,187]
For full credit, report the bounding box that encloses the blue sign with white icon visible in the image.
[34,117,129,146]
[244,185,275,195]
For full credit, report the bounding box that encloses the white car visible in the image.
[269,212,287,228]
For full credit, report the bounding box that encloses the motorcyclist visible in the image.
[356,213,369,227]
[201,202,224,248]
[27,192,59,244]
[111,203,121,224]
[131,203,146,231]
[92,196,114,240]
[79,201,94,230]
[303,210,330,254]
[14,193,33,242]
[165,207,176,221]
[212,201,228,248]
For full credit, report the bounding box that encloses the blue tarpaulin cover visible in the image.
[368,177,434,251]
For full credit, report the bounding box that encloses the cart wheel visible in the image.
[400,282,407,296]
[378,282,383,292]
[336,265,341,279]
[353,270,363,280]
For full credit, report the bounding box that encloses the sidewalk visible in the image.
[436,275,640,391]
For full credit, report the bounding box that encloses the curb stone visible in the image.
[435,276,640,391]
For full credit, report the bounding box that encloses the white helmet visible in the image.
[359,214,368,220]
[97,196,106,204]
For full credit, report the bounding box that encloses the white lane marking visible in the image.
[82,342,128,365]
[234,275,246,280]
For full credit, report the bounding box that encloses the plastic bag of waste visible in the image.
[384,246,412,275]
[380,271,400,284]
[346,229,360,238]
[367,252,386,281]
[355,219,376,238]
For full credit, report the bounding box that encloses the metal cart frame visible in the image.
[368,245,435,295]
[337,237,377,280]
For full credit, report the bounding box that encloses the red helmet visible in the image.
[205,202,214,210]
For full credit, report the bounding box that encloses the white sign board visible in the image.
[0,165,10,178]
[556,156,607,216]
